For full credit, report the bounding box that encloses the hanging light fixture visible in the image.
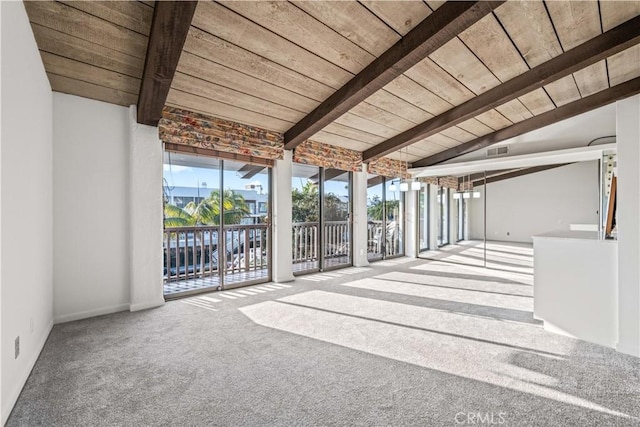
[389,180,397,192]
[400,181,409,192]
[411,180,421,191]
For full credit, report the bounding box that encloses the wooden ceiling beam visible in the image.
[137,1,197,126]
[283,1,503,150]
[364,14,640,162]
[412,76,640,168]
[471,164,570,187]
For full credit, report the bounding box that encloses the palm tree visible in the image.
[207,189,251,225]
[163,189,251,227]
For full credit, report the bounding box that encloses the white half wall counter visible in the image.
[533,230,618,348]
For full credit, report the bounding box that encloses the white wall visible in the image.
[1,2,54,423]
[53,93,131,322]
[616,94,640,357]
[272,150,295,281]
[353,165,369,266]
[128,106,165,311]
[533,235,618,348]
[468,161,599,243]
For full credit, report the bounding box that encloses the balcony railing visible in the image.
[292,221,350,265]
[292,222,319,263]
[367,220,401,257]
[163,224,268,282]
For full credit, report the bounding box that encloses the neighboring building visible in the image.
[164,185,269,222]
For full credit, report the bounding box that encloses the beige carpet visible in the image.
[8,242,640,426]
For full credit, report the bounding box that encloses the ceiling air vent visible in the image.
[487,146,509,157]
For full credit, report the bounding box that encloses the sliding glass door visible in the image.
[367,176,385,261]
[437,186,450,247]
[367,174,404,262]
[418,184,429,252]
[292,163,320,274]
[221,159,271,289]
[323,169,352,270]
[385,178,404,257]
[456,197,466,242]
[162,151,271,297]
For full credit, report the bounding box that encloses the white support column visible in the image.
[352,164,369,267]
[272,150,295,282]
[405,188,418,257]
[128,106,165,311]
[616,94,640,357]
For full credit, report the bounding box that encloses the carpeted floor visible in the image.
[8,242,640,426]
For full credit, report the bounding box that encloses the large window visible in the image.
[324,169,352,270]
[456,197,466,242]
[291,165,352,274]
[418,184,429,252]
[437,186,450,247]
[292,163,320,274]
[162,152,271,297]
[367,175,404,261]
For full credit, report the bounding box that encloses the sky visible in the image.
[163,163,401,202]
[164,163,349,197]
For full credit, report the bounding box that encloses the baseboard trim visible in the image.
[130,299,165,312]
[53,303,130,324]
[616,341,640,357]
[2,320,53,425]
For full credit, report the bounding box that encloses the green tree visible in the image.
[208,189,251,225]
[163,189,250,227]
[292,181,319,222]
[323,192,348,221]
[368,195,383,221]
[367,196,399,221]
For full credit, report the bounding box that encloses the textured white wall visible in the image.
[616,94,640,357]
[272,150,294,281]
[128,106,164,311]
[1,2,53,422]
[353,165,369,266]
[52,93,131,322]
[533,235,618,348]
[468,161,599,243]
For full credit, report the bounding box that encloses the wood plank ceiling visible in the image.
[24,1,640,164]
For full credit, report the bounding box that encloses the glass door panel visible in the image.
[443,188,450,245]
[162,152,221,297]
[367,175,384,261]
[437,187,443,247]
[385,178,404,257]
[437,186,450,247]
[418,185,429,252]
[323,169,351,269]
[221,159,271,288]
[457,198,465,242]
[292,163,320,274]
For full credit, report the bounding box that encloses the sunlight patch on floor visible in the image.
[279,291,564,353]
[240,298,634,421]
[340,277,533,311]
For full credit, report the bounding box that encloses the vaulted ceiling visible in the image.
[24,1,640,165]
